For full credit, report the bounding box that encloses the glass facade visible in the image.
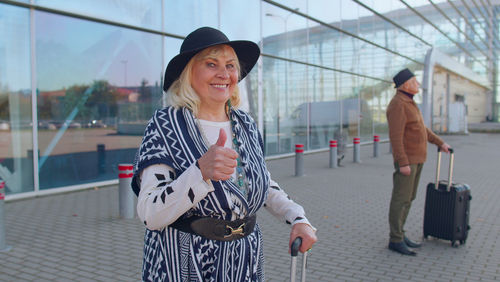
[0,4,33,194]
[0,0,498,196]
[34,10,163,190]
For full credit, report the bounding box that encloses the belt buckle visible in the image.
[224,223,245,238]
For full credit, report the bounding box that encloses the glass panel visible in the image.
[164,0,218,36]
[283,61,308,153]
[262,57,307,155]
[308,0,341,27]
[341,0,361,23]
[220,0,260,43]
[262,2,308,60]
[163,36,182,105]
[35,0,162,31]
[359,78,375,142]
[220,0,260,116]
[373,82,393,140]
[36,11,163,189]
[0,4,33,195]
[337,72,359,143]
[307,66,342,150]
[364,0,491,77]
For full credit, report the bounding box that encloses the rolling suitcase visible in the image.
[423,148,471,247]
[290,237,307,282]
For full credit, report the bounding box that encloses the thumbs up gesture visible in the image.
[197,128,238,181]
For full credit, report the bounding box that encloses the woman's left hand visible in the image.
[289,223,317,253]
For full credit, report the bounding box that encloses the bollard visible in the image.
[118,164,135,219]
[97,144,106,174]
[373,135,380,158]
[329,140,338,168]
[353,137,361,163]
[295,144,304,177]
[0,180,11,252]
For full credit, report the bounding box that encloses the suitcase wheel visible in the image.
[460,240,466,245]
[451,241,458,247]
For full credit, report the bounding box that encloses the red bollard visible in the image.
[295,144,304,176]
[118,164,135,219]
[329,140,338,168]
[353,137,361,163]
[373,135,380,158]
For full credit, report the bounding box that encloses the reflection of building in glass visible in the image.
[261,1,498,155]
[0,0,498,198]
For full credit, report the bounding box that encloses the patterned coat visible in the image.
[132,106,270,281]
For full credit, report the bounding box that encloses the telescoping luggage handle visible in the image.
[435,147,454,191]
[290,237,307,282]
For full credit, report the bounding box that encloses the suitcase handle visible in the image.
[290,237,306,282]
[291,237,302,257]
[436,147,454,191]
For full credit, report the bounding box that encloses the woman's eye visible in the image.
[226,64,235,69]
[207,62,216,67]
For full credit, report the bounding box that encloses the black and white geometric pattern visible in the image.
[133,107,269,281]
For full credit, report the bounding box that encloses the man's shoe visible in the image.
[404,236,422,248]
[388,241,417,256]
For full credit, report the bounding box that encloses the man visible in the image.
[386,68,451,256]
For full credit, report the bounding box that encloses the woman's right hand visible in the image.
[197,128,238,181]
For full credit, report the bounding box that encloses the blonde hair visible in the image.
[166,45,241,116]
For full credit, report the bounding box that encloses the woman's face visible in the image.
[191,45,239,108]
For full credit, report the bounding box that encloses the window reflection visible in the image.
[164,0,218,36]
[35,11,163,189]
[35,0,162,31]
[220,0,260,43]
[0,4,33,195]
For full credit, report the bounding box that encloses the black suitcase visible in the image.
[423,148,471,247]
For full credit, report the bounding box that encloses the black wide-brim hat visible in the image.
[393,68,415,88]
[163,27,261,92]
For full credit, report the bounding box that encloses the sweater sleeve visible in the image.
[426,127,444,147]
[387,103,409,166]
[264,178,316,231]
[137,163,214,230]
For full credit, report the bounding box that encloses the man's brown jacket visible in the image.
[386,91,444,166]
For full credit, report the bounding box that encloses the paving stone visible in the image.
[0,134,499,281]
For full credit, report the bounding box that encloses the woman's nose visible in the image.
[217,67,229,79]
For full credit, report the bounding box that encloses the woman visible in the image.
[132,27,317,281]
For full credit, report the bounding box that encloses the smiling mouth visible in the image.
[212,84,228,89]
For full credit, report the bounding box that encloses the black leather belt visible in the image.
[170,215,256,241]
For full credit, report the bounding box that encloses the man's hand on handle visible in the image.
[440,142,451,153]
[399,143,452,176]
[289,223,317,253]
[198,129,238,181]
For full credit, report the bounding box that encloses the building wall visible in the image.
[432,67,489,133]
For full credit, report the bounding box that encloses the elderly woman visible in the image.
[132,27,317,281]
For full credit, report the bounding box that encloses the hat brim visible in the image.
[163,40,260,92]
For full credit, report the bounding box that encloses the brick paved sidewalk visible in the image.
[1,133,499,281]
